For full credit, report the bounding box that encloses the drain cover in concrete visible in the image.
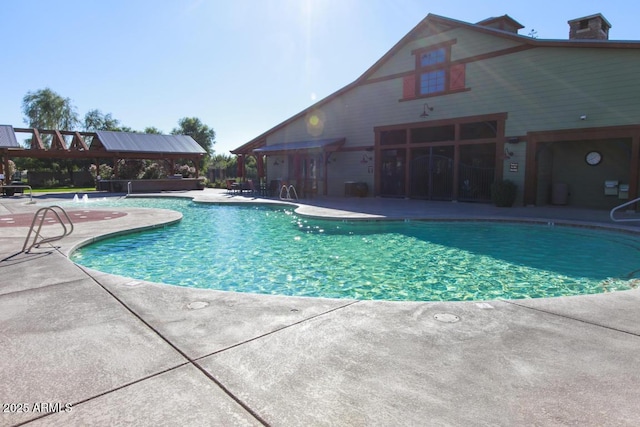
[187,301,209,310]
[434,313,460,323]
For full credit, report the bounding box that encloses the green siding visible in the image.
[368,27,523,80]
[548,139,631,209]
[468,48,640,135]
[263,23,640,200]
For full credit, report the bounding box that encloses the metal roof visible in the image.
[94,131,206,154]
[0,125,20,148]
[253,138,345,153]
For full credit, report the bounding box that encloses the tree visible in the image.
[210,154,233,181]
[171,117,215,156]
[172,117,216,172]
[83,109,123,131]
[21,88,80,175]
[22,88,79,132]
[144,126,163,134]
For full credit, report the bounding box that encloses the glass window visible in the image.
[419,70,445,95]
[420,48,446,66]
[460,121,497,140]
[380,130,407,146]
[411,125,455,143]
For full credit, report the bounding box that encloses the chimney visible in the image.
[568,14,611,40]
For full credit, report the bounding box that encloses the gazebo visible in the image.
[0,125,206,192]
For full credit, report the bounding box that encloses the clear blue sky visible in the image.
[1,0,636,155]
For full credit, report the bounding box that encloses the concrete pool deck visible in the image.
[1,188,640,426]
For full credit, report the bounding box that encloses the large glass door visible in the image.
[410,146,454,200]
[380,149,406,197]
[301,154,321,197]
[458,143,495,202]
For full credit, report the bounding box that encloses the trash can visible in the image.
[11,181,23,193]
[551,183,568,205]
[344,181,357,196]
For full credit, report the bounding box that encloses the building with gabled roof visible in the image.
[0,125,205,186]
[232,12,640,209]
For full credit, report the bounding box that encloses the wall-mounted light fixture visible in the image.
[419,103,434,118]
[504,146,514,159]
[580,114,587,121]
[273,157,280,166]
[360,154,373,164]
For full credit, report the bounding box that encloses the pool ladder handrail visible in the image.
[22,206,74,253]
[2,184,35,203]
[279,184,298,201]
[610,197,640,223]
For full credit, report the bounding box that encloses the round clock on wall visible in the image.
[585,151,602,166]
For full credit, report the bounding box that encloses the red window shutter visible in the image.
[402,75,415,99]
[449,64,465,90]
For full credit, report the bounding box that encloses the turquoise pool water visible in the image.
[70,198,640,301]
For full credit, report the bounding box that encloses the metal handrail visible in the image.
[22,206,74,253]
[1,184,34,203]
[610,197,640,222]
[279,184,298,201]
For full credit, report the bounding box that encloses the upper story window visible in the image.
[420,48,446,67]
[402,40,467,100]
[420,70,446,95]
[417,46,448,96]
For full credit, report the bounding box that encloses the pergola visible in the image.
[0,125,205,180]
[230,137,346,196]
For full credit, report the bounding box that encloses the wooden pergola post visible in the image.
[0,151,8,182]
[112,157,119,178]
[193,156,200,178]
[236,154,244,181]
[256,154,264,182]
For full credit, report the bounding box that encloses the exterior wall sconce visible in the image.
[504,137,519,159]
[273,157,281,166]
[420,103,434,118]
[580,114,587,120]
[325,153,337,164]
[504,146,514,159]
[360,154,373,164]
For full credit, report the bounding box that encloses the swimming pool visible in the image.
[71,198,640,301]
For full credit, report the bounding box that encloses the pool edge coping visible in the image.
[65,194,640,303]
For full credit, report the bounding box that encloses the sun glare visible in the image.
[306,109,326,137]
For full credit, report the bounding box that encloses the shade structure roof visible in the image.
[0,125,20,148]
[94,131,206,154]
[253,138,345,154]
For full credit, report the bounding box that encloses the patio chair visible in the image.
[225,179,237,194]
[246,179,257,196]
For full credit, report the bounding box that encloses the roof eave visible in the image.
[231,13,640,153]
